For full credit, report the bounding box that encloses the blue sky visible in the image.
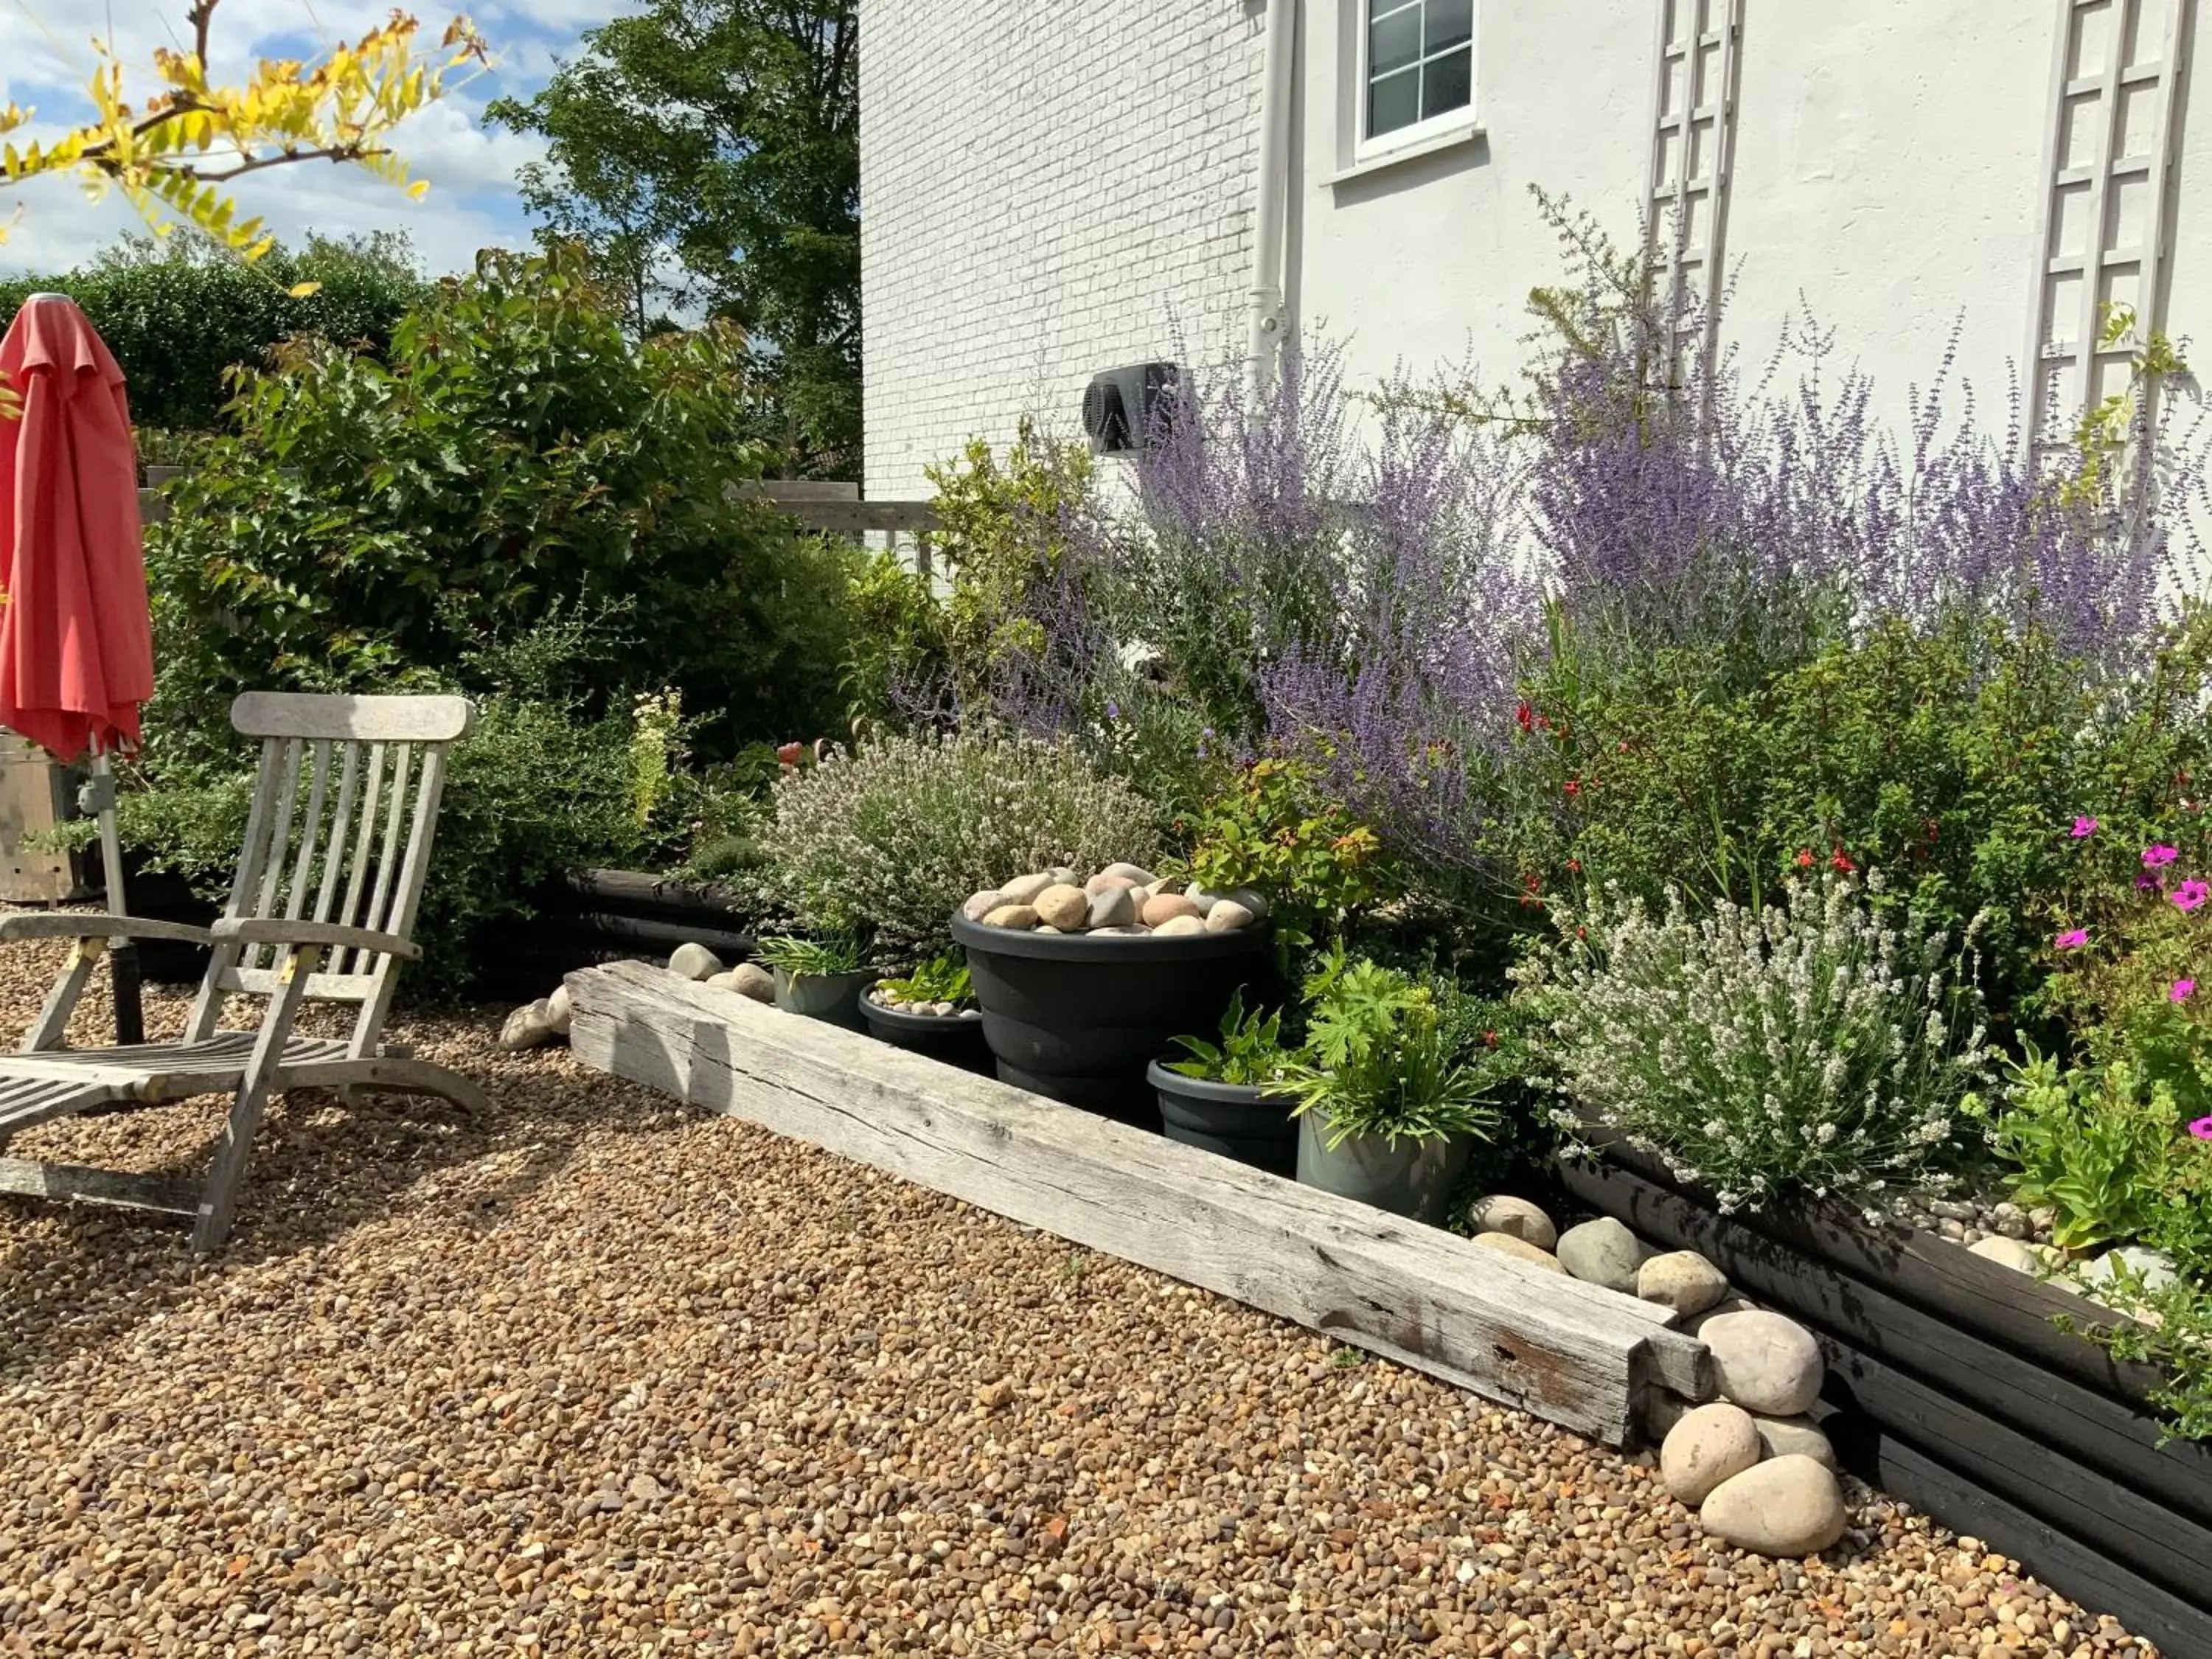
[0,0,622,276]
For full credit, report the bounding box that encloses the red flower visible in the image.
[776,741,804,768]
[1618,740,1631,754]
[1515,701,1534,731]
[1481,1030,1500,1050]
[1795,849,1815,869]
[1576,925,1587,940]
[1568,857,1582,874]
[1563,778,1582,797]
[1831,846,1855,874]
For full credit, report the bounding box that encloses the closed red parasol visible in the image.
[0,293,159,1040]
[0,293,156,759]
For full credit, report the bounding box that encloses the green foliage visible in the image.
[840,549,949,729]
[877,951,973,1008]
[1276,950,1500,1148]
[754,933,866,977]
[1165,990,1294,1088]
[1992,1040,2208,1252]
[0,232,427,431]
[146,246,855,765]
[1499,610,2212,1026]
[762,729,1164,959]
[1183,758,1393,952]
[487,1,860,475]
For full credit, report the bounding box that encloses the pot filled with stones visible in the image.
[859,950,992,1074]
[948,863,1272,1127]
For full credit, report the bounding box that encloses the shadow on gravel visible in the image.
[0,1002,695,1380]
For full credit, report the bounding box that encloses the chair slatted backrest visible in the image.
[184,693,476,1057]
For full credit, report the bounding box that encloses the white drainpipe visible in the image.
[1248,0,1298,394]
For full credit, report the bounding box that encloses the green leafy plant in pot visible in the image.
[861,950,992,1072]
[1148,991,1300,1175]
[754,934,874,1029]
[1277,950,1499,1223]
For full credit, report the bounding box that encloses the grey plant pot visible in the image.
[771,967,875,1029]
[1295,1114,1474,1225]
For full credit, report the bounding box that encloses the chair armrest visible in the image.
[210,918,422,961]
[0,913,214,947]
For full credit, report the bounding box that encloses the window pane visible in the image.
[1369,4,1422,76]
[1421,47,1472,120]
[1368,65,1420,136]
[1424,0,1472,55]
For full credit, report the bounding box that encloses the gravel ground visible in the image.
[0,936,2166,1658]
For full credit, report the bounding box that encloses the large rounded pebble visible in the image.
[725,961,776,1002]
[1082,872,1138,896]
[1701,1309,1825,1416]
[1141,892,1203,927]
[1968,1235,2044,1275]
[1180,885,1225,917]
[1203,900,1258,933]
[1682,1294,1758,1338]
[1557,1216,1641,1293]
[2081,1245,2180,1294]
[0,933,2159,1658]
[1470,1232,1567,1273]
[1222,886,1272,919]
[1043,865,1078,884]
[1086,884,1138,928]
[961,887,1004,922]
[544,981,574,1036]
[996,871,1054,906]
[982,903,1040,930]
[1700,1455,1848,1556]
[1100,861,1157,885]
[496,999,555,1051]
[1150,914,1206,938]
[1088,923,1150,936]
[1637,1248,1730,1317]
[1033,883,1090,931]
[1660,1402,1764,1504]
[1751,1413,1837,1469]
[667,941,725,981]
[1472,1194,1557,1251]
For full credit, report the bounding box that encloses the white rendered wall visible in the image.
[859,0,1266,500]
[863,1,2212,495]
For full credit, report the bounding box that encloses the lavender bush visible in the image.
[1517,877,1995,1214]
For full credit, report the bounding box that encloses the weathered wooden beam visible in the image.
[567,961,1709,1446]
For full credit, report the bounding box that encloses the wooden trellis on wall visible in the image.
[1645,0,1745,387]
[2024,0,2197,455]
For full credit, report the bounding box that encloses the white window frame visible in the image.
[1350,0,1479,165]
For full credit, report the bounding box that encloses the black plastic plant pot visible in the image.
[950,912,1273,1128]
[859,995,995,1074]
[1146,1059,1298,1175]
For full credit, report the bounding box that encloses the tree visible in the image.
[0,1,483,263]
[488,1,860,479]
[0,233,429,431]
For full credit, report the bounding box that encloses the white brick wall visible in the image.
[860,0,1265,500]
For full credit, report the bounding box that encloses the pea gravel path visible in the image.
[0,937,2162,1658]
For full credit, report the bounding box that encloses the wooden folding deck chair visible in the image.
[0,692,490,1251]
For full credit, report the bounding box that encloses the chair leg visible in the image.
[21,939,107,1053]
[191,946,319,1253]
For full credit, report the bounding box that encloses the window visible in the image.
[1363,0,1472,144]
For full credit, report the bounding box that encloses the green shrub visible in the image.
[145,245,855,766]
[1276,950,1499,1149]
[0,233,428,431]
[764,730,1164,960]
[1183,757,1393,953]
[1520,877,1993,1214]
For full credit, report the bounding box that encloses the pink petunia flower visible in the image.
[2056,928,2090,950]
[2193,1118,2212,1143]
[2072,815,2099,838]
[2174,880,2210,914]
[2144,844,2181,869]
[2174,979,2198,1003]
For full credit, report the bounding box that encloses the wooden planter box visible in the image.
[1559,1144,2212,1657]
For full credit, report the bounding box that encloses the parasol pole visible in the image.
[80,746,144,1045]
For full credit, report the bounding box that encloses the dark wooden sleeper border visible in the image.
[1559,1150,2212,1658]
